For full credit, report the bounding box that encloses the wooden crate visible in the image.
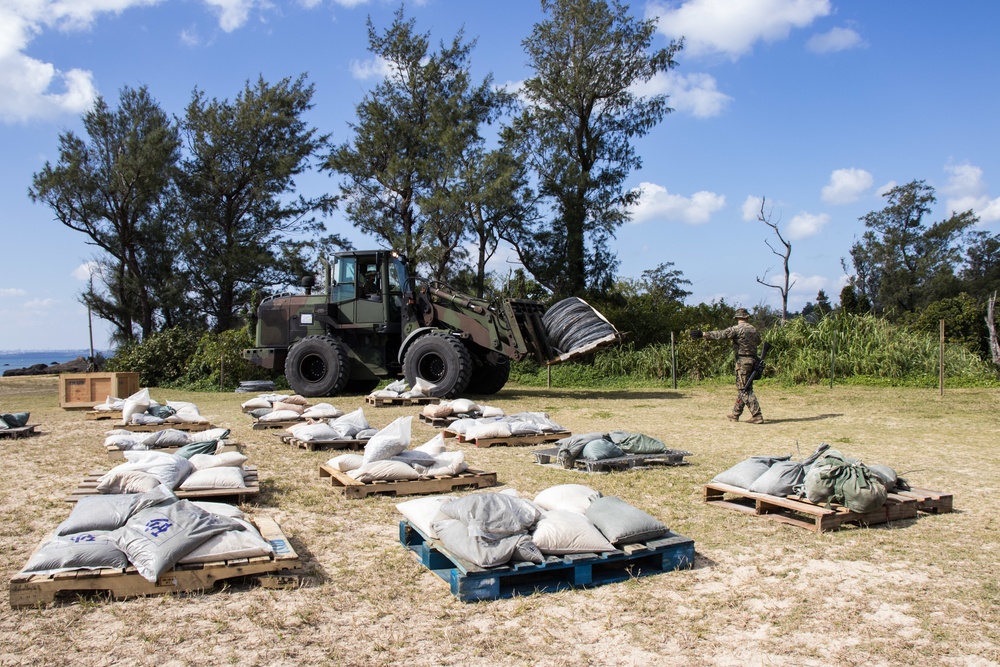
[9,515,300,608]
[400,520,695,602]
[703,482,921,533]
[59,373,139,409]
[531,446,692,473]
[279,435,368,452]
[319,464,497,499]
[66,466,259,504]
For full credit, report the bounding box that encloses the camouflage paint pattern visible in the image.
[703,321,764,419]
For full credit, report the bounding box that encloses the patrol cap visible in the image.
[734,308,750,319]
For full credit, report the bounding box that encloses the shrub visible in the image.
[106,328,202,388]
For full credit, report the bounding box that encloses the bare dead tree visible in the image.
[755,197,795,324]
[988,291,1000,369]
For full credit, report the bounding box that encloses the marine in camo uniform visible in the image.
[691,308,764,423]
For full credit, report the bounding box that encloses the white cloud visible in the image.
[648,0,831,60]
[877,180,897,197]
[741,195,763,221]
[788,272,827,294]
[72,262,100,281]
[349,56,394,80]
[24,298,57,310]
[0,288,28,298]
[630,182,725,225]
[807,26,866,54]
[202,0,259,32]
[787,211,829,239]
[179,26,200,47]
[633,71,731,118]
[821,168,873,204]
[943,162,1000,222]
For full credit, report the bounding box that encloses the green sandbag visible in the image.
[173,439,220,459]
[147,405,177,420]
[610,431,667,454]
[0,412,29,428]
[581,439,625,461]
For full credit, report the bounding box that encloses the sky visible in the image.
[1,0,999,351]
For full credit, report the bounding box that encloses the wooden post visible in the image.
[830,333,836,389]
[939,319,945,397]
[547,364,551,389]
[220,354,225,392]
[670,331,677,389]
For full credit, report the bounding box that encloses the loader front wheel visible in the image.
[403,333,472,398]
[285,335,350,398]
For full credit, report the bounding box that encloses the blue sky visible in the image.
[1,0,998,351]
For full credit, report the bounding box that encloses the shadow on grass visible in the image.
[763,413,843,424]
[497,388,688,401]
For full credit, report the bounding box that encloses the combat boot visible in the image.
[727,414,739,422]
[748,415,764,424]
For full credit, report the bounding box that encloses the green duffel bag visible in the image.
[0,412,29,428]
[147,404,177,420]
[834,463,888,513]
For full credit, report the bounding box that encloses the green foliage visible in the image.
[180,328,280,391]
[909,293,988,357]
[106,328,202,387]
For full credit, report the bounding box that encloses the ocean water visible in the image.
[0,349,111,371]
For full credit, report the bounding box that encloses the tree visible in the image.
[961,230,1000,301]
[846,180,977,317]
[29,86,181,343]
[754,197,794,323]
[325,8,503,279]
[503,0,682,296]
[177,75,340,332]
[814,289,832,316]
[641,262,692,304]
[838,283,871,315]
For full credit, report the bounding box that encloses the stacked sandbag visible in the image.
[444,411,564,441]
[421,397,504,421]
[747,444,831,496]
[554,430,668,467]
[712,455,793,490]
[400,485,670,568]
[95,449,250,494]
[327,423,470,482]
[92,396,126,412]
[103,426,232,454]
[369,377,437,400]
[287,408,377,442]
[240,393,311,422]
[119,389,210,426]
[20,487,272,583]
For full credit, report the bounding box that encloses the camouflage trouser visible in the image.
[733,358,761,418]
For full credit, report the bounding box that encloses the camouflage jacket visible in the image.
[704,322,762,359]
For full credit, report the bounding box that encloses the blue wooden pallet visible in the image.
[399,521,695,602]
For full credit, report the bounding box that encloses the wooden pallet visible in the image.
[703,482,921,533]
[399,520,695,602]
[86,410,122,421]
[365,395,440,407]
[418,414,459,428]
[252,418,306,430]
[444,430,571,449]
[532,446,692,473]
[279,435,368,452]
[9,515,300,608]
[66,466,259,503]
[318,464,497,499]
[107,442,242,461]
[0,424,40,440]
[117,422,214,433]
[894,486,954,514]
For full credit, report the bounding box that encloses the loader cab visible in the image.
[328,251,407,327]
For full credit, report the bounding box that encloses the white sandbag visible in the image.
[326,454,364,472]
[422,403,453,419]
[282,394,309,406]
[508,420,542,436]
[122,388,151,424]
[287,422,340,442]
[130,413,164,425]
[348,460,421,482]
[465,420,513,440]
[141,429,191,448]
[362,416,412,463]
[240,397,271,411]
[534,484,603,515]
[22,531,130,575]
[94,396,125,411]
[113,500,243,581]
[258,409,303,422]
[447,418,477,435]
[391,450,438,467]
[413,451,468,477]
[179,467,246,490]
[414,433,447,456]
[330,409,369,438]
[449,398,479,414]
[187,452,248,471]
[270,401,304,415]
[189,428,230,443]
[104,433,144,451]
[258,393,291,403]
[480,405,505,418]
[166,401,210,424]
[370,389,400,399]
[116,451,195,489]
[301,403,344,419]
[396,495,457,539]
[412,377,437,395]
[385,379,410,394]
[190,501,245,519]
[179,518,273,564]
[96,470,162,494]
[531,509,616,555]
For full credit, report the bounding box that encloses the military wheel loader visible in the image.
[241,250,621,398]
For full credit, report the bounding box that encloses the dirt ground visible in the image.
[0,375,997,667]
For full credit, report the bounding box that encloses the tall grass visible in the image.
[511,312,1000,388]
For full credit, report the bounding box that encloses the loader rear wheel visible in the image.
[465,352,511,395]
[285,335,350,398]
[403,333,472,398]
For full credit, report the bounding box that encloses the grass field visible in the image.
[0,375,997,666]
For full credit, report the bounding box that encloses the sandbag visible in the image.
[173,439,220,459]
[22,531,130,575]
[749,443,831,497]
[581,439,625,461]
[531,510,616,555]
[586,496,668,545]
[1,412,29,428]
[330,408,369,438]
[179,518,273,564]
[56,486,177,535]
[713,455,792,490]
[362,416,412,463]
[835,464,888,513]
[610,431,667,454]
